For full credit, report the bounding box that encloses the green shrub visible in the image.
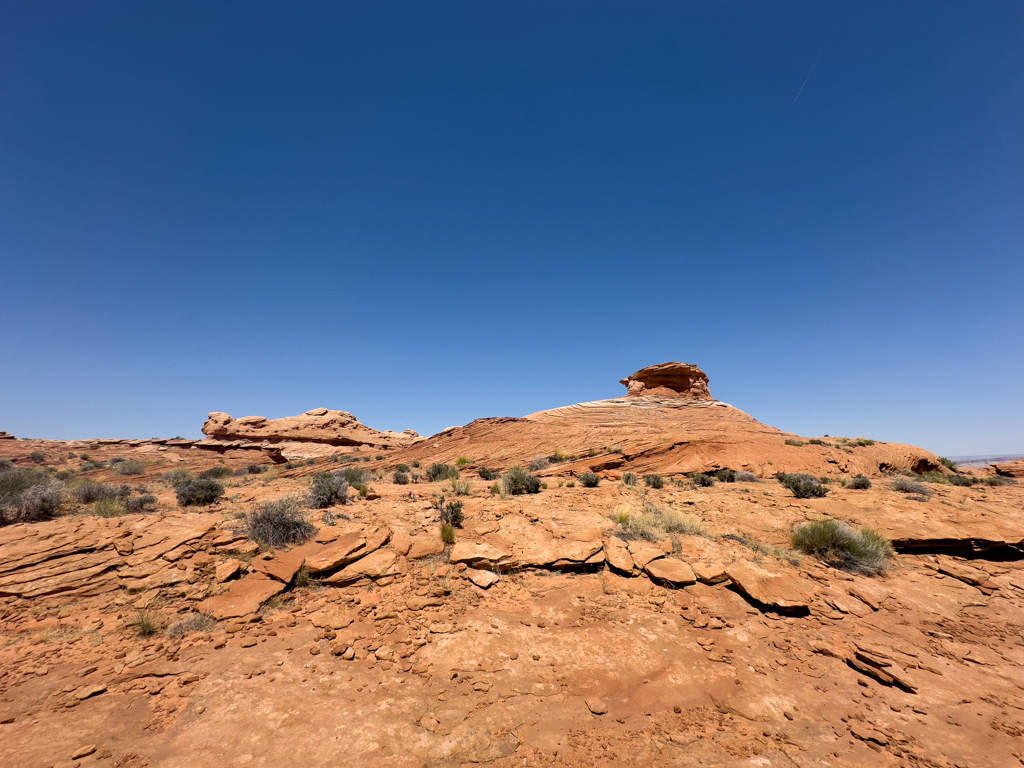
[392,470,410,485]
[440,522,456,545]
[127,609,159,636]
[551,448,571,463]
[890,476,929,495]
[246,497,315,548]
[579,472,600,488]
[449,477,471,496]
[854,437,875,446]
[938,457,957,471]
[529,456,550,472]
[455,456,470,467]
[644,474,665,489]
[791,519,893,574]
[688,472,713,488]
[395,463,411,474]
[116,460,146,476]
[72,481,119,504]
[308,472,350,508]
[29,451,46,464]
[735,471,758,483]
[90,497,127,518]
[124,494,157,513]
[502,465,541,495]
[163,469,193,487]
[198,465,232,479]
[621,472,638,486]
[847,475,872,490]
[247,464,268,474]
[440,499,464,527]
[0,458,12,471]
[785,439,805,447]
[808,439,828,446]
[336,466,371,485]
[949,475,976,487]
[0,467,48,500]
[478,467,498,481]
[715,469,736,483]
[612,500,705,541]
[776,472,828,498]
[983,475,1013,487]
[427,463,459,482]
[0,476,64,524]
[175,478,225,507]
[168,613,216,640]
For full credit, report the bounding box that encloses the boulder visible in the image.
[620,362,711,399]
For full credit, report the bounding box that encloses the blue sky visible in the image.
[0,1,1021,456]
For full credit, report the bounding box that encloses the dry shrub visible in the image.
[246,497,315,548]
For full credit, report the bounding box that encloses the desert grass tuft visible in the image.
[791,519,893,575]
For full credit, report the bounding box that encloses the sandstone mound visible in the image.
[389,363,946,478]
[201,408,423,455]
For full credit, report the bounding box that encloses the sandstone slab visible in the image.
[198,574,285,620]
[644,558,696,586]
[726,560,810,611]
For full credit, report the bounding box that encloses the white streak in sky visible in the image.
[792,50,823,106]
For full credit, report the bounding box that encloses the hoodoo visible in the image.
[619,362,711,399]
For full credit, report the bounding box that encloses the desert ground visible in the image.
[1,364,1021,768]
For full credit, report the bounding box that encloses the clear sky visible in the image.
[1,2,1021,456]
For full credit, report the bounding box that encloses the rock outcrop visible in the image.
[620,362,711,399]
[991,458,1024,478]
[201,408,422,450]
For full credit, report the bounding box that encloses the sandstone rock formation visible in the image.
[389,363,947,479]
[991,458,1024,478]
[200,407,422,455]
[2,362,1020,768]
[620,361,711,399]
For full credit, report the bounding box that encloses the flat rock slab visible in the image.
[467,569,500,589]
[304,532,366,573]
[726,560,811,610]
[215,559,242,583]
[252,541,321,583]
[627,541,667,569]
[323,549,397,585]
[644,558,696,586]
[449,542,511,567]
[515,536,603,567]
[309,607,358,630]
[604,537,634,573]
[198,574,285,620]
[407,535,444,560]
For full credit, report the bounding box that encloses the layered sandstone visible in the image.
[389,363,946,478]
[201,408,422,450]
[620,361,711,399]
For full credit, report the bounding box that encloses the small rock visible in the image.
[74,684,107,701]
[587,699,608,715]
[71,745,97,760]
